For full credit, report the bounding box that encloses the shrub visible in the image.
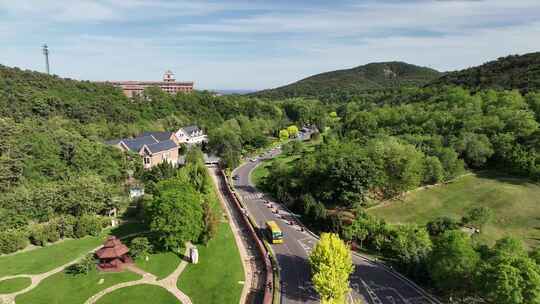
[57,215,77,238]
[130,237,152,258]
[0,229,28,254]
[100,216,112,229]
[65,254,96,275]
[44,222,60,243]
[423,156,444,185]
[75,214,102,238]
[426,217,460,236]
[29,224,48,246]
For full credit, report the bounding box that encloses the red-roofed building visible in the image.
[105,71,194,98]
[96,236,133,271]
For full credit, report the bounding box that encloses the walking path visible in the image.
[85,244,193,304]
[0,243,104,304]
[0,232,192,304]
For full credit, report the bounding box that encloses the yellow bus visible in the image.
[266,221,284,244]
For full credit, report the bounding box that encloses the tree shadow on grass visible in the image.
[110,222,149,238]
[475,170,534,186]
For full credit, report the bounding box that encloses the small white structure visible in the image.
[190,247,199,264]
[129,187,145,199]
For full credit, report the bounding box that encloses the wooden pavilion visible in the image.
[96,236,133,272]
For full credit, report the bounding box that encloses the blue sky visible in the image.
[1,0,540,90]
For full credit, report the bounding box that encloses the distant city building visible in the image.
[106,71,194,98]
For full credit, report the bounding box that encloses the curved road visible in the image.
[232,151,441,304]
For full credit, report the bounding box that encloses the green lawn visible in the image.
[0,236,104,278]
[0,277,31,294]
[16,269,141,304]
[250,140,320,188]
[95,284,180,304]
[0,221,149,279]
[177,222,244,304]
[369,173,540,247]
[135,251,181,280]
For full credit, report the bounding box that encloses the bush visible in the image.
[75,214,102,238]
[130,237,152,258]
[423,156,444,185]
[0,229,28,254]
[44,222,60,243]
[56,215,77,238]
[65,253,96,275]
[199,199,219,244]
[100,216,112,229]
[426,217,461,236]
[29,224,48,246]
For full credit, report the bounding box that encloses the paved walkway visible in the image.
[85,244,193,304]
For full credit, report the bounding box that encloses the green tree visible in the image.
[309,233,354,304]
[479,237,540,304]
[279,129,289,141]
[389,224,432,273]
[428,231,480,293]
[130,237,152,258]
[423,156,444,184]
[455,133,494,167]
[531,247,540,265]
[287,125,299,138]
[148,177,204,252]
[426,216,460,236]
[462,206,493,230]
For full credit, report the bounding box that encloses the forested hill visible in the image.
[0,65,135,123]
[251,61,442,100]
[428,52,540,93]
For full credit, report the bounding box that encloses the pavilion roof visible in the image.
[96,236,129,259]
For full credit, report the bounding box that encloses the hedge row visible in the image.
[0,214,110,255]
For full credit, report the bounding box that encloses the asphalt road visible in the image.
[232,149,441,304]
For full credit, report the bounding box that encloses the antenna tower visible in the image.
[42,44,50,74]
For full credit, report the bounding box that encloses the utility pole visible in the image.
[42,44,50,74]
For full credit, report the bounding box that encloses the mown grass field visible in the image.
[0,236,104,277]
[16,269,141,304]
[369,173,540,247]
[0,222,147,278]
[177,222,244,304]
[251,139,320,188]
[0,277,31,294]
[95,284,180,304]
[135,251,181,280]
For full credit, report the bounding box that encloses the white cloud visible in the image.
[0,0,539,89]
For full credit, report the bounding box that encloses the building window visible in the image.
[144,157,150,165]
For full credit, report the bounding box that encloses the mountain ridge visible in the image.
[251,61,442,100]
[427,52,540,93]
